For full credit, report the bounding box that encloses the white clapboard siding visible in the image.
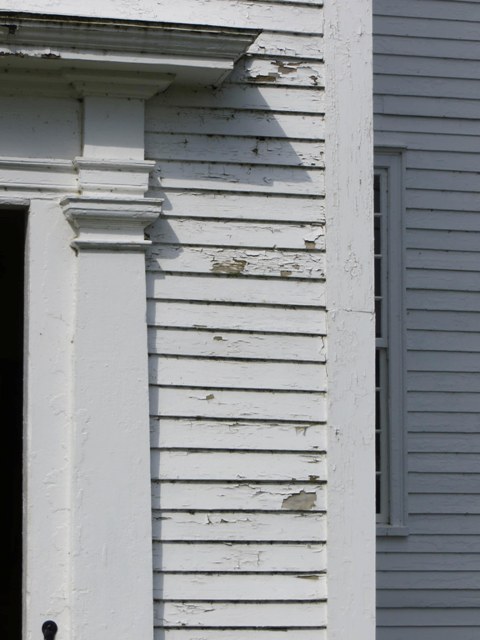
[154,601,327,628]
[149,356,327,391]
[250,32,324,58]
[42,0,323,31]
[374,0,480,637]
[147,300,327,334]
[147,274,325,307]
[153,542,326,572]
[147,218,325,250]
[145,107,325,140]
[149,84,324,113]
[151,450,326,481]
[150,418,325,451]
[152,511,326,542]
[148,329,326,361]
[151,161,324,196]
[150,419,326,451]
[147,133,324,166]
[158,192,325,223]
[145,2,326,636]
[151,482,326,511]
[229,58,324,87]
[156,631,327,640]
[149,387,326,421]
[153,572,327,600]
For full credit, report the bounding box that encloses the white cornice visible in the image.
[0,13,260,90]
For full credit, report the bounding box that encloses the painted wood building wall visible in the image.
[374,0,480,637]
[0,2,374,640]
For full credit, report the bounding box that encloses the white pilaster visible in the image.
[61,196,161,640]
[63,63,163,640]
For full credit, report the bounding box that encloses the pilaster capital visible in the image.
[61,195,162,252]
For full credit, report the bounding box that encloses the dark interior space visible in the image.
[0,209,26,640]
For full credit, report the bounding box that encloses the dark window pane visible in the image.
[375,299,382,338]
[374,174,381,213]
[375,389,380,429]
[374,216,381,255]
[375,256,382,295]
[376,474,381,514]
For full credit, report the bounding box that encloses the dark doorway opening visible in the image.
[0,209,26,640]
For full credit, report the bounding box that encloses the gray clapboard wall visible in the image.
[374,0,480,638]
[144,2,326,638]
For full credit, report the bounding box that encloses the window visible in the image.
[374,150,408,535]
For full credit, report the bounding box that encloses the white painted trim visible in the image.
[0,157,75,193]
[23,197,76,640]
[62,195,162,251]
[0,12,260,87]
[61,195,160,640]
[324,0,375,638]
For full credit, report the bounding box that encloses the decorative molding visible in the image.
[0,12,260,89]
[64,70,174,99]
[61,196,162,252]
[73,158,155,196]
[0,157,75,192]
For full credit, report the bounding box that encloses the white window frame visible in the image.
[375,149,408,536]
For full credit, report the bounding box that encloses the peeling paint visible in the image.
[280,270,292,277]
[211,258,247,275]
[252,73,279,83]
[282,490,317,510]
[275,61,301,74]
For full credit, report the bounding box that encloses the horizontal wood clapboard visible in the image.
[145,4,327,636]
